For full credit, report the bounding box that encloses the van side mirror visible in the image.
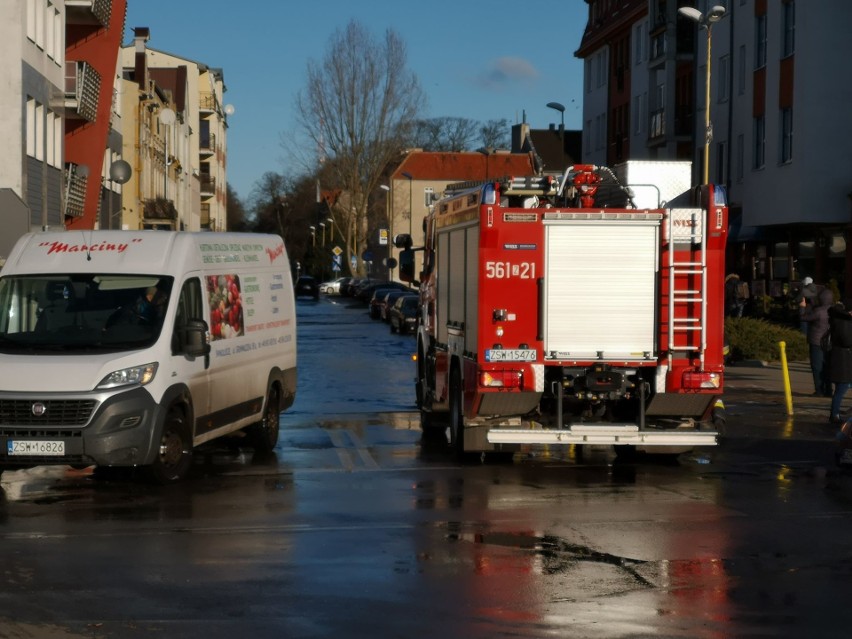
[181,319,211,358]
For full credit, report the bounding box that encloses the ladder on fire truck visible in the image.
[667,208,707,368]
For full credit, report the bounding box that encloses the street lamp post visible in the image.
[546,101,566,169]
[678,4,726,185]
[319,222,326,246]
[380,184,392,280]
[108,159,132,230]
[401,172,413,237]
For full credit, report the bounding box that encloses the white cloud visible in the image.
[477,56,540,89]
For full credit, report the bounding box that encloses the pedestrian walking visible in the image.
[827,299,852,423]
[725,273,748,318]
[801,287,833,396]
[794,276,819,334]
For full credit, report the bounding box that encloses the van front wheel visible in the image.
[249,385,281,453]
[148,409,193,484]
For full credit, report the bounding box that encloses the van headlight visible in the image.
[97,363,158,389]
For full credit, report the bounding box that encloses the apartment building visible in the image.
[576,0,852,295]
[0,0,66,260]
[118,27,230,231]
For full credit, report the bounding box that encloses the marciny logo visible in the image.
[37,239,140,255]
[266,243,285,263]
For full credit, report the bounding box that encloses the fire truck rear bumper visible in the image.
[487,424,718,447]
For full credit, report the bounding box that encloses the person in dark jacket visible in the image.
[801,287,833,396]
[827,299,852,423]
[795,276,819,334]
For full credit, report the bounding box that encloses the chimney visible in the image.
[134,27,150,93]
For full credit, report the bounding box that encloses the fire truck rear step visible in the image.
[487,424,718,447]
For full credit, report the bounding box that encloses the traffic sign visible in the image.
[332,245,343,256]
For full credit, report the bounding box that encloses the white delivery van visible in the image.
[0,231,297,482]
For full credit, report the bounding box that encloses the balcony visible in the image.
[64,60,101,122]
[63,163,88,218]
[200,132,216,157]
[65,0,112,27]
[200,175,216,197]
[199,93,217,113]
[143,197,178,221]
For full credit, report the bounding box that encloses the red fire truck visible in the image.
[396,161,728,457]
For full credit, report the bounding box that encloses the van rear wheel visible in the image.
[148,409,192,484]
[249,385,281,453]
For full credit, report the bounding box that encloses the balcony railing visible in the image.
[200,175,216,196]
[199,93,216,112]
[200,132,216,155]
[65,0,112,27]
[63,163,88,218]
[64,60,101,122]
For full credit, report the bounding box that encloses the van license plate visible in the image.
[7,440,65,456]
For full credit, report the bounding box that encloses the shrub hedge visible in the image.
[724,316,809,363]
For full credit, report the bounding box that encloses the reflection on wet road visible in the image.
[3,296,852,638]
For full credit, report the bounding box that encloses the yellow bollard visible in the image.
[779,341,794,416]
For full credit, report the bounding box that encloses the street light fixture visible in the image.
[401,171,413,237]
[678,4,726,185]
[546,101,566,169]
[108,159,132,230]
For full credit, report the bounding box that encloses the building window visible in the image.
[738,45,746,95]
[26,98,36,157]
[782,1,795,58]
[35,103,44,161]
[697,66,706,110]
[780,108,793,163]
[585,58,592,93]
[718,55,730,102]
[633,94,646,135]
[716,140,727,185]
[753,116,765,169]
[755,14,767,69]
[634,23,645,65]
[736,133,744,182]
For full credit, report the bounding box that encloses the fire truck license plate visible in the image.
[7,440,65,456]
[485,349,536,362]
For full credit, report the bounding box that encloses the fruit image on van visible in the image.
[0,231,297,483]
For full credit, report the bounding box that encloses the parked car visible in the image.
[356,280,410,303]
[388,294,419,334]
[369,287,401,319]
[341,277,368,297]
[320,277,348,295]
[380,290,414,322]
[294,275,320,300]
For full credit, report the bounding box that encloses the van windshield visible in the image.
[0,274,174,354]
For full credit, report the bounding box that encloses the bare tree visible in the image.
[479,118,511,150]
[225,183,249,232]
[410,117,480,151]
[294,20,424,276]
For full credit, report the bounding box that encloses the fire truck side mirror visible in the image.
[393,234,413,249]
[398,248,416,284]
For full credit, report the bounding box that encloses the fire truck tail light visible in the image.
[480,370,522,389]
[682,371,722,389]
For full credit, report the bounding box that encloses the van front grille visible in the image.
[0,400,97,427]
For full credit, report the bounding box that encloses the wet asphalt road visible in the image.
[3,295,852,638]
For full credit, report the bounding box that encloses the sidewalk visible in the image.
[723,359,840,441]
